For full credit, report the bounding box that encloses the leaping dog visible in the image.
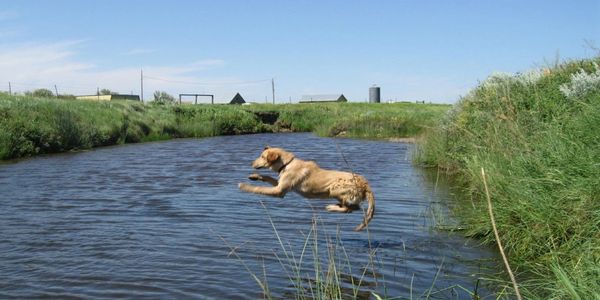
[238,146,375,231]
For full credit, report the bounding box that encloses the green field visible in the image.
[0,94,449,160]
[416,57,600,299]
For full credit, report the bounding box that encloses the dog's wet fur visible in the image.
[238,146,375,231]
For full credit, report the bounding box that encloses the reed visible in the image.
[218,203,379,300]
[416,57,600,298]
[222,202,494,299]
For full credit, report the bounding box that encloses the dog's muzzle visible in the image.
[251,160,267,169]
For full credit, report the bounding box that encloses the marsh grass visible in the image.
[220,201,500,300]
[416,57,600,299]
[0,94,448,160]
[220,202,380,300]
[0,96,269,159]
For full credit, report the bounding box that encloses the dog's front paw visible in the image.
[248,173,262,181]
[238,183,251,192]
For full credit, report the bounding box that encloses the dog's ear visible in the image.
[279,150,295,165]
[264,145,270,150]
[266,151,279,163]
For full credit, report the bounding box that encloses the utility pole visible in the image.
[97,87,100,101]
[8,82,11,96]
[54,85,59,98]
[271,78,275,104]
[140,69,144,103]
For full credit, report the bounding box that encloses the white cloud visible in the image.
[0,40,269,102]
[0,40,94,86]
[0,39,465,103]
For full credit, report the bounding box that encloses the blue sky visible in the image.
[1,0,598,103]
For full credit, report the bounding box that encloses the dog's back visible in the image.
[239,147,375,231]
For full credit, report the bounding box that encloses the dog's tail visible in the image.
[354,187,375,231]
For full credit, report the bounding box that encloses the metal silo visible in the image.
[369,85,380,103]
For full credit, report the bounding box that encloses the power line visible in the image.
[8,81,97,90]
[4,74,276,100]
[143,75,271,86]
[4,82,132,96]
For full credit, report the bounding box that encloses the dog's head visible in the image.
[252,146,295,171]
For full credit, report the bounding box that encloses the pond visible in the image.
[0,133,500,299]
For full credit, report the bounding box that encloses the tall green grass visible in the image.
[244,102,448,139]
[416,58,600,298]
[0,95,268,159]
[221,203,486,300]
[216,202,377,300]
[0,94,448,160]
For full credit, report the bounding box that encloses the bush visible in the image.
[153,90,176,105]
[32,88,54,98]
[559,62,600,99]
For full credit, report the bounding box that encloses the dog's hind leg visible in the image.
[326,195,361,213]
[326,204,350,213]
[325,203,360,213]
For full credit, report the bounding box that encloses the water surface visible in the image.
[0,133,499,299]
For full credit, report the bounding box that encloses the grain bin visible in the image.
[369,85,380,103]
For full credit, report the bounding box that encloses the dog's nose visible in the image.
[251,160,260,169]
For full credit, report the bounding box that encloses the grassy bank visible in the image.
[416,57,600,298]
[0,94,449,160]
[244,102,448,138]
[0,96,265,160]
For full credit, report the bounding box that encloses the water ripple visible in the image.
[0,133,499,299]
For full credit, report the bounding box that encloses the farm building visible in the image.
[299,94,347,103]
[229,93,246,104]
[76,94,140,101]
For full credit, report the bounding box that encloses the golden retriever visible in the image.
[238,146,375,231]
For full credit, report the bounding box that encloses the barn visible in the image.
[299,94,347,103]
[76,94,140,101]
[229,93,246,104]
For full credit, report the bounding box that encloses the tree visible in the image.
[153,90,176,105]
[99,88,118,95]
[32,88,54,98]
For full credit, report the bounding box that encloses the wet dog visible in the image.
[238,146,375,231]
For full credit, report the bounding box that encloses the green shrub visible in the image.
[31,88,54,98]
